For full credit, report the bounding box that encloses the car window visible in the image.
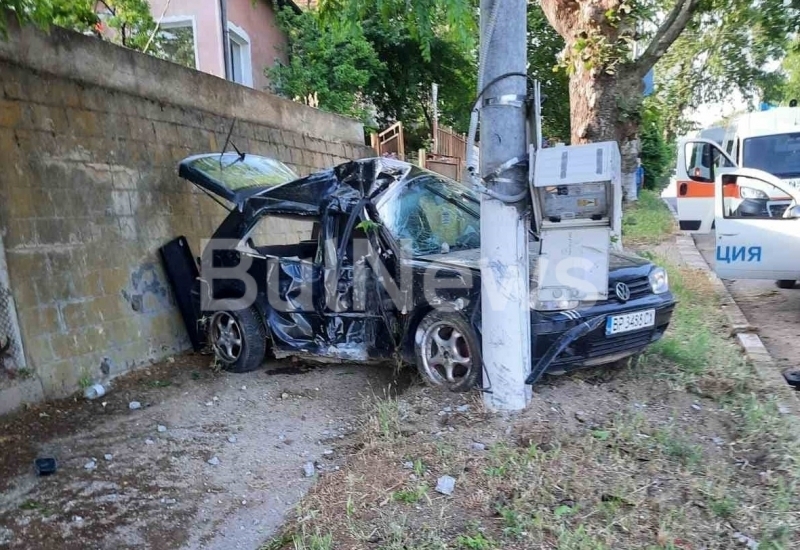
[377,174,480,257]
[186,154,298,192]
[742,133,800,178]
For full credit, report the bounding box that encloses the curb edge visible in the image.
[663,199,799,412]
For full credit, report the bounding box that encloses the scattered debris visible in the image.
[129,401,142,410]
[322,450,334,456]
[104,454,113,461]
[712,437,725,446]
[456,404,470,413]
[72,516,84,524]
[34,458,57,476]
[161,498,177,505]
[442,406,452,413]
[691,403,702,411]
[574,411,588,423]
[281,392,289,400]
[157,425,167,433]
[403,461,414,469]
[84,460,97,471]
[207,456,220,466]
[471,442,486,451]
[167,357,175,363]
[145,439,155,445]
[241,385,247,391]
[227,435,237,444]
[778,404,791,415]
[733,532,759,549]
[303,461,315,477]
[435,475,456,495]
[84,383,107,400]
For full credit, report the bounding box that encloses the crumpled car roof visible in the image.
[244,157,412,217]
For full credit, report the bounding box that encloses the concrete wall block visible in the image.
[0,19,377,410]
[66,108,101,138]
[25,334,56,367]
[19,306,62,337]
[0,98,25,129]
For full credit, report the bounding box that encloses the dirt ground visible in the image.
[0,354,402,550]
[694,232,800,369]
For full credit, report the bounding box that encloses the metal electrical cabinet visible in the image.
[530,142,622,305]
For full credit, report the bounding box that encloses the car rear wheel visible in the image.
[414,311,481,392]
[208,308,266,373]
[776,280,796,289]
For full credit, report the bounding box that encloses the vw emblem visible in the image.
[615,282,631,302]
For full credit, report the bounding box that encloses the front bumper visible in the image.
[531,294,676,376]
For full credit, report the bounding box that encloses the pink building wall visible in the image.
[228,0,288,91]
[147,0,288,90]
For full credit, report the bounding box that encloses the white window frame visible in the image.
[227,22,253,87]
[159,15,200,70]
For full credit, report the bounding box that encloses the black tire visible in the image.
[208,308,266,373]
[414,310,481,392]
[776,280,796,289]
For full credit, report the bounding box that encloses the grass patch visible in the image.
[622,190,675,245]
[266,230,799,550]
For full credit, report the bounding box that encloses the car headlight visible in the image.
[739,186,768,200]
[649,267,669,294]
[532,298,580,311]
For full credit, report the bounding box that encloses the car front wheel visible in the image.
[208,308,266,373]
[414,311,481,392]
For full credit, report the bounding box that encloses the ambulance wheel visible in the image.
[776,280,796,289]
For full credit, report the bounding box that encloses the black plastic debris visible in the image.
[160,236,206,351]
[34,457,57,476]
[782,369,800,389]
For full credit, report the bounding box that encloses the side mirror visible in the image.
[786,205,800,219]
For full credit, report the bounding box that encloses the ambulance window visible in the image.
[722,175,793,219]
[725,140,734,155]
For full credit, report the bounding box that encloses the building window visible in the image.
[156,17,199,70]
[227,23,252,87]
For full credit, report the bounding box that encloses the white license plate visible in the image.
[605,309,656,335]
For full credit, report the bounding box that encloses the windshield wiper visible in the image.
[219,118,246,170]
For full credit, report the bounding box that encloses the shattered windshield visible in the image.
[377,173,481,257]
[185,154,298,192]
[743,133,800,178]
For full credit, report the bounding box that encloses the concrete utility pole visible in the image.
[478,0,532,410]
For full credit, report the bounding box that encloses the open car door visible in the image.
[714,168,800,281]
[676,138,736,233]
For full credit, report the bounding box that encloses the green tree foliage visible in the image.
[527,3,569,144]
[653,0,798,140]
[1,0,159,52]
[363,18,476,136]
[268,6,476,145]
[268,8,382,123]
[779,38,800,103]
[639,99,672,190]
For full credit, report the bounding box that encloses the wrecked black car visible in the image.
[176,153,675,392]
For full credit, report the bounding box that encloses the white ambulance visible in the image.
[675,107,800,234]
[677,107,800,288]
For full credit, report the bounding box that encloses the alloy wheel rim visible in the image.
[210,312,243,363]
[420,321,473,386]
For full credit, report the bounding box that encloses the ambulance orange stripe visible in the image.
[676,180,715,198]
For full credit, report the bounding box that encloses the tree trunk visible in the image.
[540,0,701,202]
[569,62,643,200]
